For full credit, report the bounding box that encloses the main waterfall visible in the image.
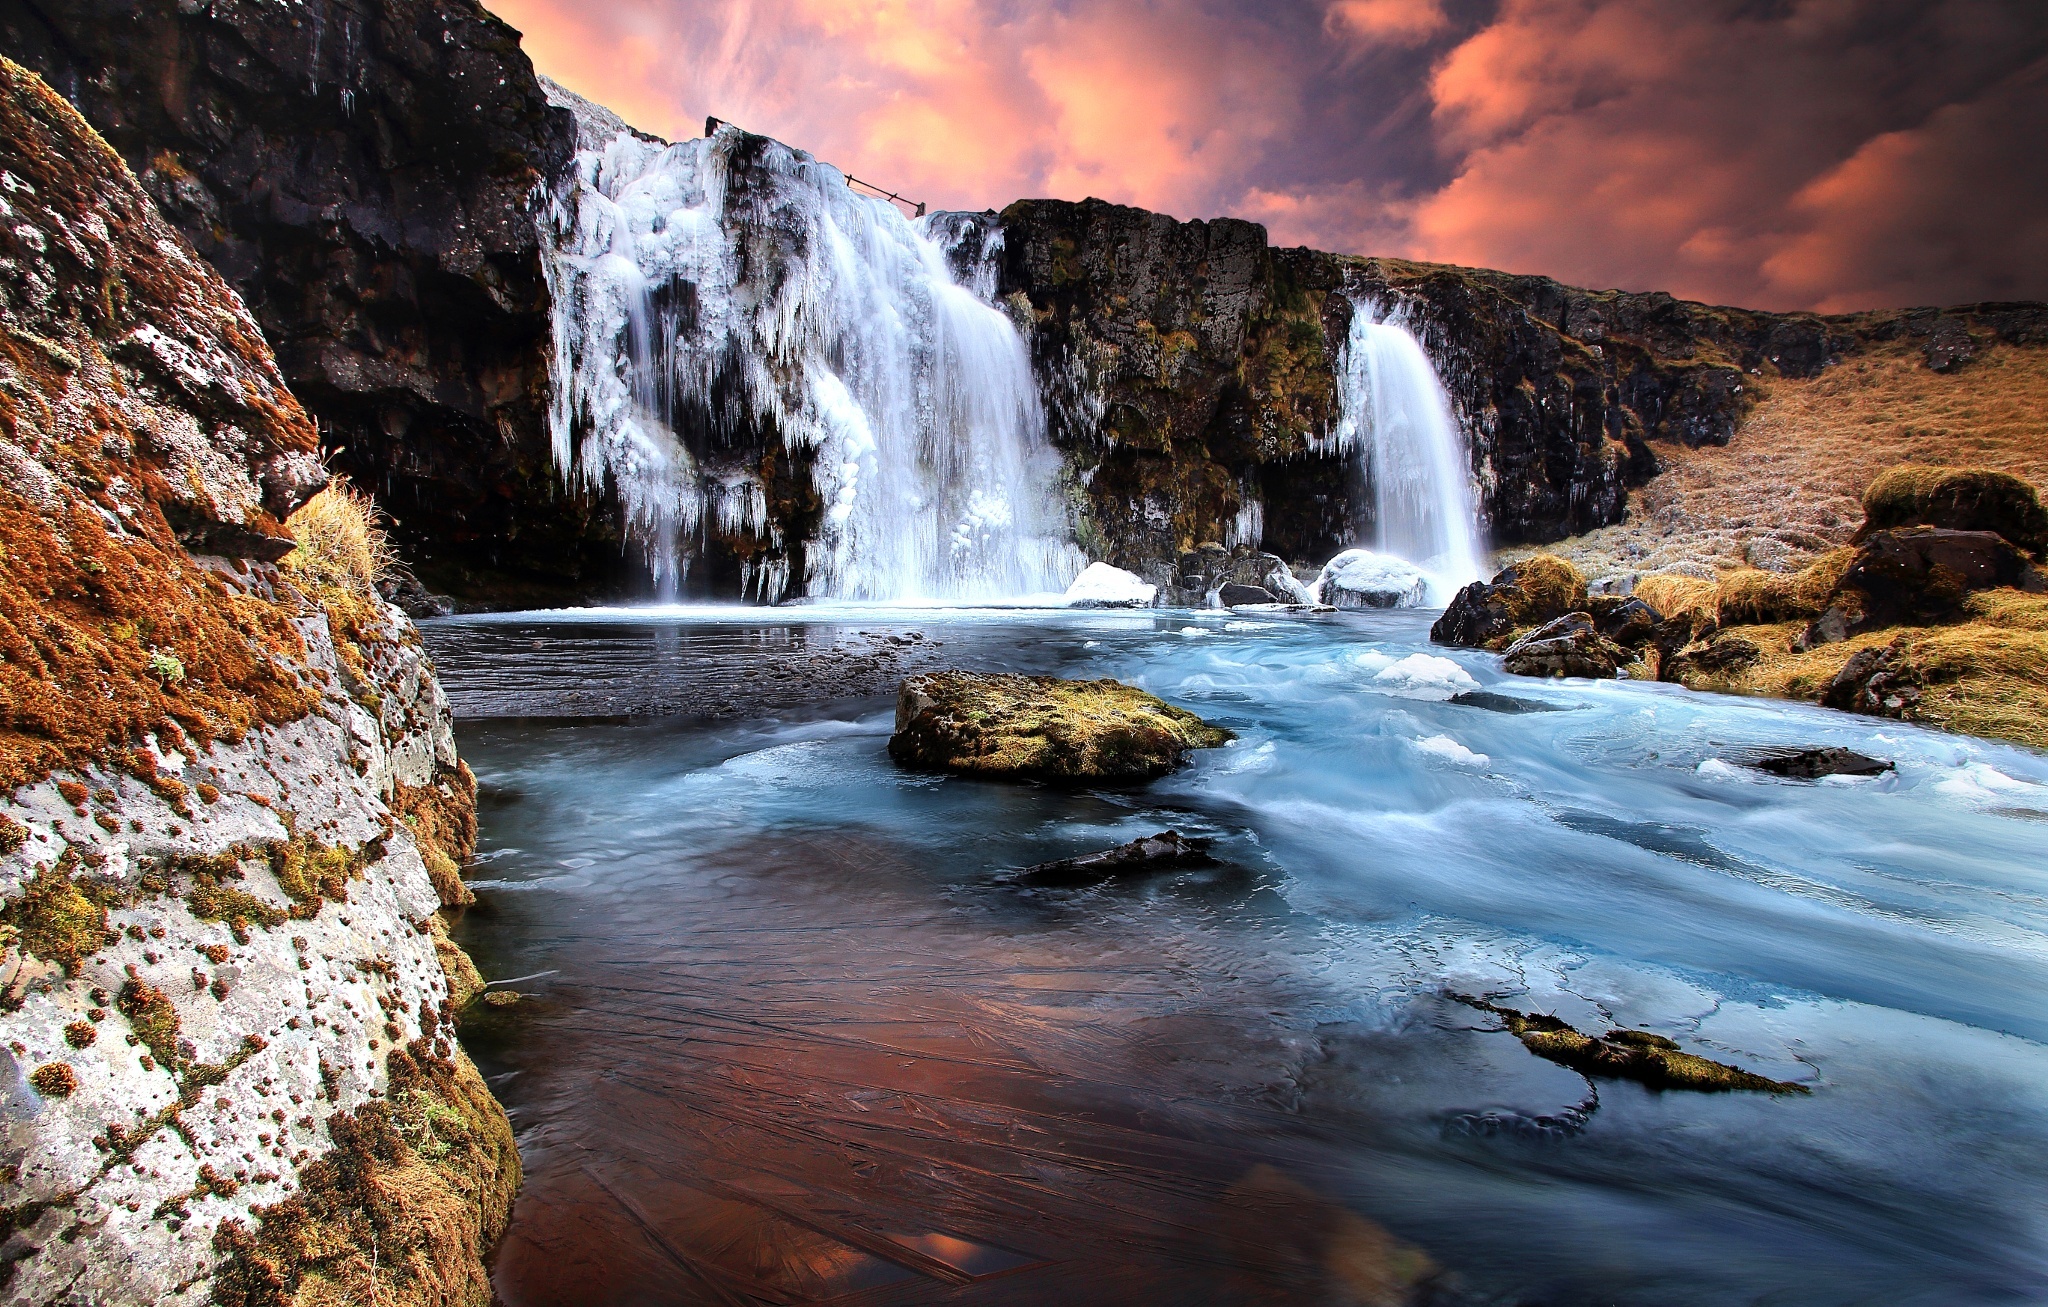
[540,122,1083,602]
[1328,300,1486,602]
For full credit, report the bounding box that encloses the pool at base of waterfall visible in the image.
[425,605,2048,1307]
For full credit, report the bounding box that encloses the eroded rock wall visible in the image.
[0,0,635,607]
[0,58,509,1305]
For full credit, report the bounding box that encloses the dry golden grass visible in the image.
[283,476,395,599]
[1507,338,2048,584]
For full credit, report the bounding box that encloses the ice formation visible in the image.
[1314,548,1429,608]
[539,123,1083,602]
[1063,561,1158,607]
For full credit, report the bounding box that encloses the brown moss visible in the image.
[1460,997,1806,1094]
[27,1062,75,1098]
[3,862,115,973]
[430,917,484,1013]
[1504,555,1587,628]
[889,672,1233,782]
[0,816,23,854]
[1713,548,1855,625]
[212,1042,518,1307]
[1862,464,2048,557]
[62,1020,94,1049]
[117,978,180,1071]
[391,764,477,909]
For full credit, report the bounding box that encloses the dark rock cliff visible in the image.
[994,197,2048,582]
[0,0,638,607]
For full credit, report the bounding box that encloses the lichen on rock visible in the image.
[889,672,1232,783]
[0,58,511,1306]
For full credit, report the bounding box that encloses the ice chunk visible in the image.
[1314,549,1429,608]
[1415,734,1489,766]
[1064,562,1157,608]
[1370,652,1479,700]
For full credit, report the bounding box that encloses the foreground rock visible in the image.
[1009,832,1216,885]
[0,62,509,1305]
[890,673,1231,782]
[1431,557,1589,648]
[1459,999,1808,1095]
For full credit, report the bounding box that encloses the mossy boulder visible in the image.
[1500,614,1628,679]
[1431,555,1589,650]
[1860,465,2048,558]
[889,672,1232,783]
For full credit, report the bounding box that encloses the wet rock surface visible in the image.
[1447,691,1562,714]
[1431,557,1590,650]
[889,672,1232,783]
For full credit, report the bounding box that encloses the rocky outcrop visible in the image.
[0,60,508,1304]
[890,673,1231,782]
[1857,465,2048,559]
[1500,614,1628,679]
[0,0,639,608]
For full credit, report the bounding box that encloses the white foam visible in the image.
[1415,734,1489,766]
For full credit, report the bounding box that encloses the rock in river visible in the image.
[1009,831,1216,885]
[890,673,1232,782]
[1737,747,1895,780]
[1501,614,1628,679]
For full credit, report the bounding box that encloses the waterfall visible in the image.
[539,123,1083,603]
[1330,300,1486,601]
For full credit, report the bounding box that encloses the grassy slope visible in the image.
[1499,339,2048,751]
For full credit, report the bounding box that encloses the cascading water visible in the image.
[539,123,1083,603]
[1326,299,1487,603]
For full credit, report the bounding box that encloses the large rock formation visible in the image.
[0,59,508,1304]
[0,0,637,607]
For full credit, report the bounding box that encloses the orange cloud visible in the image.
[485,0,2048,312]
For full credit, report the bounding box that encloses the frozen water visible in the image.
[539,125,1083,601]
[1062,561,1157,608]
[1325,300,1486,602]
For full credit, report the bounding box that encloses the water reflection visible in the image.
[429,608,2048,1306]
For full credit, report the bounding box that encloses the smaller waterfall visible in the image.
[1330,300,1486,601]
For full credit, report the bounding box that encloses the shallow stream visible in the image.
[423,606,2048,1306]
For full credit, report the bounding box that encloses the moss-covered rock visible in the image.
[1461,998,1807,1095]
[1860,464,2048,558]
[1431,555,1590,650]
[889,672,1232,782]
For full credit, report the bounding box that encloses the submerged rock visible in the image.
[889,673,1232,782]
[1737,747,1895,780]
[1010,831,1215,884]
[1459,998,1808,1095]
[1314,549,1428,609]
[1501,614,1628,679]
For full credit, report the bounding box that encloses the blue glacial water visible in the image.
[425,605,2048,1307]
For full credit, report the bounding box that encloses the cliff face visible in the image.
[0,58,509,1305]
[0,0,635,608]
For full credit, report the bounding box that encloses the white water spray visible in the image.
[539,123,1082,602]
[1329,300,1486,601]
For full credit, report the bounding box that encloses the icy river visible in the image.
[422,604,2048,1306]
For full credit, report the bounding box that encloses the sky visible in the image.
[486,0,2048,313]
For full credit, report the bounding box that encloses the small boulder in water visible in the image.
[1009,831,1215,884]
[1448,690,1561,714]
[1064,561,1157,608]
[1314,549,1428,609]
[890,672,1232,782]
[1457,997,1807,1094]
[1736,746,1894,780]
[1501,614,1626,679]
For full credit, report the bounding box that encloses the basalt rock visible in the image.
[1858,465,2048,559]
[1218,583,1279,607]
[1738,747,1895,780]
[0,0,639,607]
[1826,527,2030,633]
[1010,831,1216,885]
[1432,556,1589,650]
[889,672,1231,783]
[1664,635,1763,682]
[1500,614,1628,679]
[1823,640,1923,718]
